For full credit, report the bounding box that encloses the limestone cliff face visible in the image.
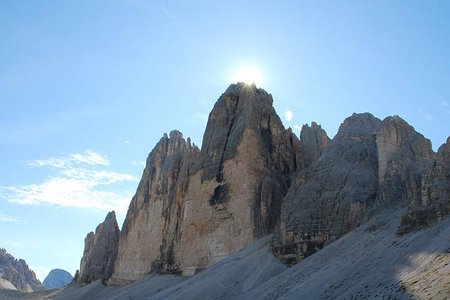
[110,131,199,283]
[399,136,450,233]
[0,248,42,292]
[274,113,382,265]
[78,83,448,282]
[273,114,438,265]
[172,83,300,275]
[299,122,330,168]
[375,116,435,208]
[109,83,300,282]
[79,211,120,284]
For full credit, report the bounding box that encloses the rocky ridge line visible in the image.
[77,83,449,284]
[0,248,42,292]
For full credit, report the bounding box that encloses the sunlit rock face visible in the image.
[79,84,449,283]
[110,130,199,283]
[173,83,300,275]
[79,211,120,284]
[0,248,43,292]
[109,83,301,282]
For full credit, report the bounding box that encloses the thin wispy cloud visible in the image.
[442,101,448,107]
[70,150,109,165]
[1,151,137,214]
[284,110,294,122]
[28,150,109,168]
[0,211,27,224]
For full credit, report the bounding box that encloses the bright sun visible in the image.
[231,66,262,86]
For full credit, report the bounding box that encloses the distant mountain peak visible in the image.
[42,268,73,289]
[0,248,43,292]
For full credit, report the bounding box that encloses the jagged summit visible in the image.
[107,82,300,283]
[78,210,119,284]
[299,121,330,168]
[0,248,42,292]
[76,84,450,290]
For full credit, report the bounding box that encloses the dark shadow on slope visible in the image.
[237,209,450,300]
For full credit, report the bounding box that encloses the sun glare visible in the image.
[232,66,262,86]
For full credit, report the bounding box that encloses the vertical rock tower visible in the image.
[109,83,300,282]
[78,211,120,284]
[78,83,449,284]
[110,130,199,282]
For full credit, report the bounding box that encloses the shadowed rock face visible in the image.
[274,113,382,265]
[375,116,435,209]
[79,211,120,284]
[0,248,42,292]
[273,114,439,265]
[399,136,450,233]
[299,122,330,168]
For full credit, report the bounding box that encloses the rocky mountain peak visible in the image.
[299,122,330,168]
[42,269,73,289]
[0,248,42,292]
[77,85,449,287]
[111,130,199,283]
[107,83,300,282]
[336,112,382,139]
[437,136,450,162]
[78,211,120,284]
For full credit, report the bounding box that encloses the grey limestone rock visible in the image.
[78,84,448,283]
[273,114,440,265]
[299,121,330,168]
[110,83,301,282]
[110,130,199,283]
[399,136,450,233]
[375,116,435,209]
[0,248,43,292]
[79,211,120,284]
[42,269,73,289]
[273,113,382,265]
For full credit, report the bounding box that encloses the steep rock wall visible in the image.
[399,136,450,232]
[110,83,302,281]
[0,248,42,292]
[110,131,198,283]
[273,114,437,265]
[273,113,382,265]
[79,211,120,284]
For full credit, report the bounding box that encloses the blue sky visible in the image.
[1,1,449,281]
